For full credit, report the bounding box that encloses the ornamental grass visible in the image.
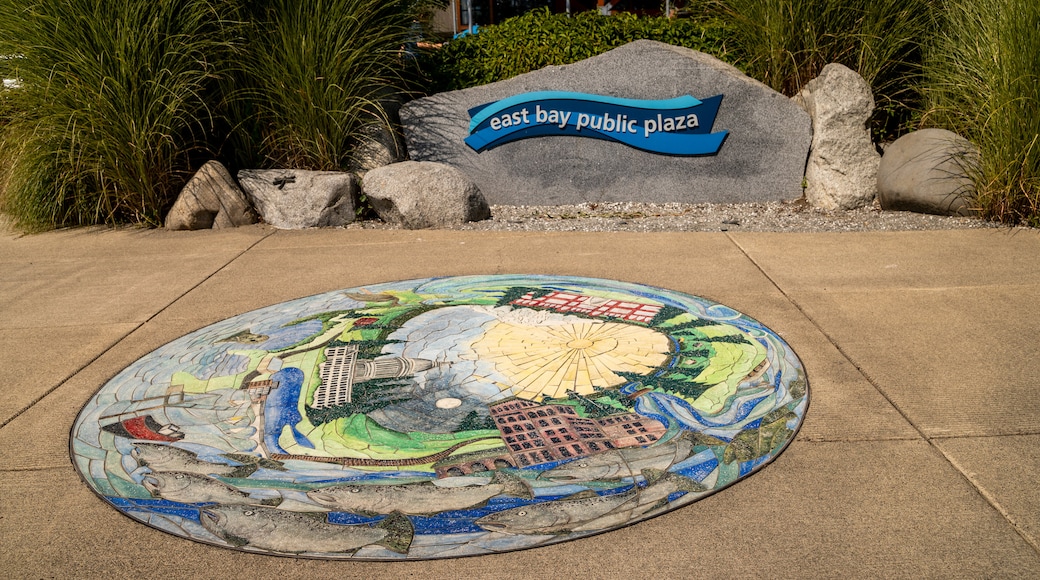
[923,0,1040,226]
[706,0,934,140]
[0,0,237,230]
[227,0,417,171]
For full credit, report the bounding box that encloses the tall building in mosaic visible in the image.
[312,345,437,409]
[487,398,667,468]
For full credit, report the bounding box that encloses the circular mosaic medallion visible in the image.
[71,275,808,559]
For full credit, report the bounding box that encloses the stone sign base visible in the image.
[401,41,812,206]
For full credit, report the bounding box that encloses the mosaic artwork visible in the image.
[71,275,808,560]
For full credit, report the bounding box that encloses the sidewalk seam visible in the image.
[932,431,1040,439]
[725,232,1040,557]
[796,435,920,443]
[936,445,1040,553]
[0,231,277,431]
[723,233,930,435]
[0,465,69,473]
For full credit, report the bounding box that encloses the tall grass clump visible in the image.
[0,0,237,230]
[708,0,934,140]
[923,0,1040,226]
[230,0,417,171]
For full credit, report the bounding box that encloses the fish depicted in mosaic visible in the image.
[219,330,269,344]
[141,471,281,507]
[306,470,533,516]
[130,443,257,478]
[538,431,696,482]
[220,453,288,472]
[476,469,705,535]
[199,505,413,554]
[343,291,400,305]
[722,408,798,464]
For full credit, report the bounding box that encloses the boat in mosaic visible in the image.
[71,275,809,560]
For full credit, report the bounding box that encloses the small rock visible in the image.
[877,129,977,216]
[353,121,406,176]
[352,95,408,176]
[362,161,491,229]
[794,63,880,210]
[238,170,357,229]
[165,160,257,230]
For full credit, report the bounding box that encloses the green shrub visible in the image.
[0,0,237,230]
[229,0,417,171]
[923,0,1040,226]
[419,8,734,93]
[707,0,935,141]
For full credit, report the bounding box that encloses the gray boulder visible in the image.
[794,63,880,210]
[238,170,357,229]
[877,129,977,216]
[401,40,811,205]
[165,160,257,230]
[353,120,407,176]
[362,161,491,229]
[352,95,408,176]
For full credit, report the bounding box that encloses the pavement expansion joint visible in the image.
[70,275,808,560]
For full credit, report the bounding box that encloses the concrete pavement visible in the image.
[1,225,1039,578]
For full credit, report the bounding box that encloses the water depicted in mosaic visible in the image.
[71,275,808,559]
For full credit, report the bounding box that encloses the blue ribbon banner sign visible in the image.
[465,91,728,156]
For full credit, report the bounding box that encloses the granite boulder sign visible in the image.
[401,41,812,206]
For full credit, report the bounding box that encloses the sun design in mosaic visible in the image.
[71,275,808,560]
[471,319,671,399]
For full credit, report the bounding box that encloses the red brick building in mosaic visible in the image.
[488,398,667,468]
[510,291,662,323]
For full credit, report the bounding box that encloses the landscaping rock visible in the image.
[401,40,811,205]
[362,161,491,229]
[238,170,357,229]
[877,128,977,216]
[165,160,257,230]
[794,63,879,210]
[353,121,407,175]
[352,95,408,175]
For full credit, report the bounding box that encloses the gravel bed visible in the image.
[347,199,1006,233]
[0,199,1015,235]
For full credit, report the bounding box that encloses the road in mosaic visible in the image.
[71,275,808,559]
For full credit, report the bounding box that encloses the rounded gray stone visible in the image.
[238,170,357,229]
[352,94,408,176]
[877,129,977,216]
[362,161,491,229]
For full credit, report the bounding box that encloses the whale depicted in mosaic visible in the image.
[71,275,808,560]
